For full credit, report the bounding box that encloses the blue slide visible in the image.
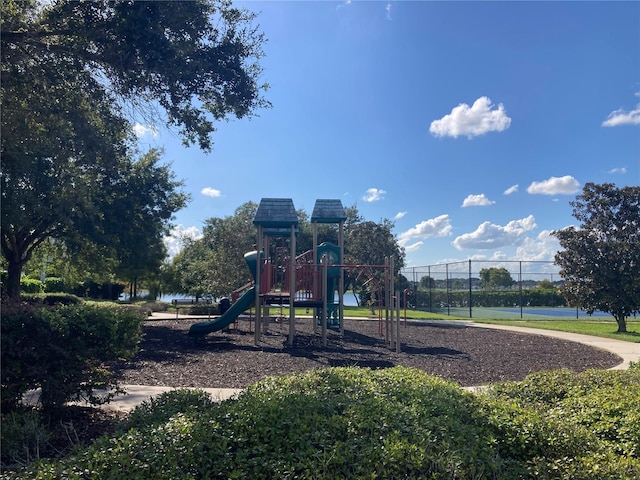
[188,287,255,337]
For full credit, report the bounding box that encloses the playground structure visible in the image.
[189,198,403,351]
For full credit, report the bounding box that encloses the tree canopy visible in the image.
[553,183,640,333]
[479,267,514,290]
[1,0,269,298]
[1,0,270,151]
[109,149,190,297]
[169,202,258,299]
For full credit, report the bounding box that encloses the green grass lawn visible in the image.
[278,305,468,321]
[470,318,640,343]
[282,305,640,343]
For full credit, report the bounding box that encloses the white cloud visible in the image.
[515,230,560,262]
[462,193,495,207]
[163,225,202,259]
[201,187,222,198]
[394,211,407,220]
[403,241,423,253]
[527,175,580,195]
[608,167,627,174]
[488,251,508,261]
[429,96,511,139]
[133,122,159,138]
[468,251,508,262]
[385,2,392,20]
[362,187,386,202]
[602,93,640,126]
[397,214,453,246]
[452,215,537,250]
[504,184,518,195]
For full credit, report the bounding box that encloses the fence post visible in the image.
[428,265,432,312]
[446,263,450,316]
[412,267,417,311]
[519,261,523,319]
[468,259,473,319]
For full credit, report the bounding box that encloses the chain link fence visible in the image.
[400,260,601,320]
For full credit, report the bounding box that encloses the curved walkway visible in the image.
[104,322,638,412]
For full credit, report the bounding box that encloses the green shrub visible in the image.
[120,389,216,432]
[485,368,640,477]
[22,293,82,306]
[70,281,126,300]
[1,304,145,414]
[5,367,640,479]
[115,303,152,317]
[141,301,169,313]
[0,410,51,469]
[415,287,567,309]
[564,384,640,457]
[487,368,640,408]
[482,397,599,468]
[42,277,66,293]
[1,305,52,413]
[187,303,214,315]
[7,368,503,479]
[20,278,44,294]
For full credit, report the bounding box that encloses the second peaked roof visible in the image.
[253,198,298,228]
[311,199,347,224]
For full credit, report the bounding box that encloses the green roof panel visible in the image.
[311,199,347,224]
[253,198,299,228]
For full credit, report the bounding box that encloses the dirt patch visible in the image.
[112,317,622,388]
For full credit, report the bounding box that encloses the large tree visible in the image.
[1,59,131,298]
[1,0,268,298]
[479,267,514,290]
[552,183,640,333]
[110,149,189,298]
[344,217,406,306]
[171,202,257,299]
[345,218,405,272]
[1,0,269,151]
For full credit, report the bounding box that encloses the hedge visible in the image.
[4,366,639,479]
[1,303,145,414]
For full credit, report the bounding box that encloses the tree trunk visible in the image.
[615,314,627,333]
[5,258,24,300]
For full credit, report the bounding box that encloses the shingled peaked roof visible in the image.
[253,198,298,228]
[311,199,347,224]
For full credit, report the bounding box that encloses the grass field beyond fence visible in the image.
[471,318,640,343]
[273,305,640,343]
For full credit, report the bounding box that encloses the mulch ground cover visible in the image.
[113,317,622,388]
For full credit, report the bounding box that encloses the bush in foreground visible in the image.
[485,366,640,474]
[1,303,145,414]
[4,366,640,479]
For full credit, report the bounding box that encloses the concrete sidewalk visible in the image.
[90,320,639,412]
[99,386,243,412]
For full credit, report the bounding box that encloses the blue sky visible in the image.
[134,1,639,269]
